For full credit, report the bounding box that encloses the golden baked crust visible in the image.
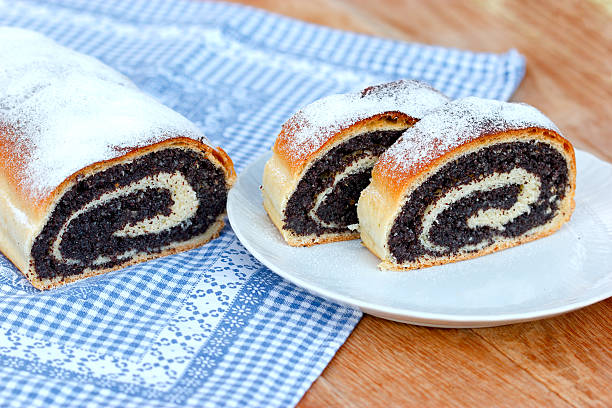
[372,128,575,204]
[274,113,417,177]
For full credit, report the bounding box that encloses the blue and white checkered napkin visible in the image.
[0,0,525,406]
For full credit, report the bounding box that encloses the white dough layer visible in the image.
[115,173,199,237]
[309,155,377,229]
[51,172,199,265]
[419,168,541,253]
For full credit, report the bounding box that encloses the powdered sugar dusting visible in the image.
[277,80,449,165]
[377,97,561,184]
[0,27,209,201]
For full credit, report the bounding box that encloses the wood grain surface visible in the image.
[224,0,612,406]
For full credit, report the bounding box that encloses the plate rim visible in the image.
[227,149,612,327]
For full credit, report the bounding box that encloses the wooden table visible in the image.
[226,1,612,406]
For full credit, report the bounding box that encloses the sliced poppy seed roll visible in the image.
[262,80,449,246]
[358,97,576,270]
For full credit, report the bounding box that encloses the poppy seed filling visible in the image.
[283,129,405,235]
[31,148,227,279]
[387,141,570,263]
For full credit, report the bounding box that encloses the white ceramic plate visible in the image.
[227,149,612,327]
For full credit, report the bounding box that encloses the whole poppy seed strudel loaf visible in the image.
[262,80,449,246]
[358,97,576,270]
[0,28,236,290]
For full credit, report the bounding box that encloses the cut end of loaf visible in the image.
[360,128,576,271]
[25,142,233,290]
[265,121,412,246]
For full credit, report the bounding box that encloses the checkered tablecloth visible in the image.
[0,0,525,406]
